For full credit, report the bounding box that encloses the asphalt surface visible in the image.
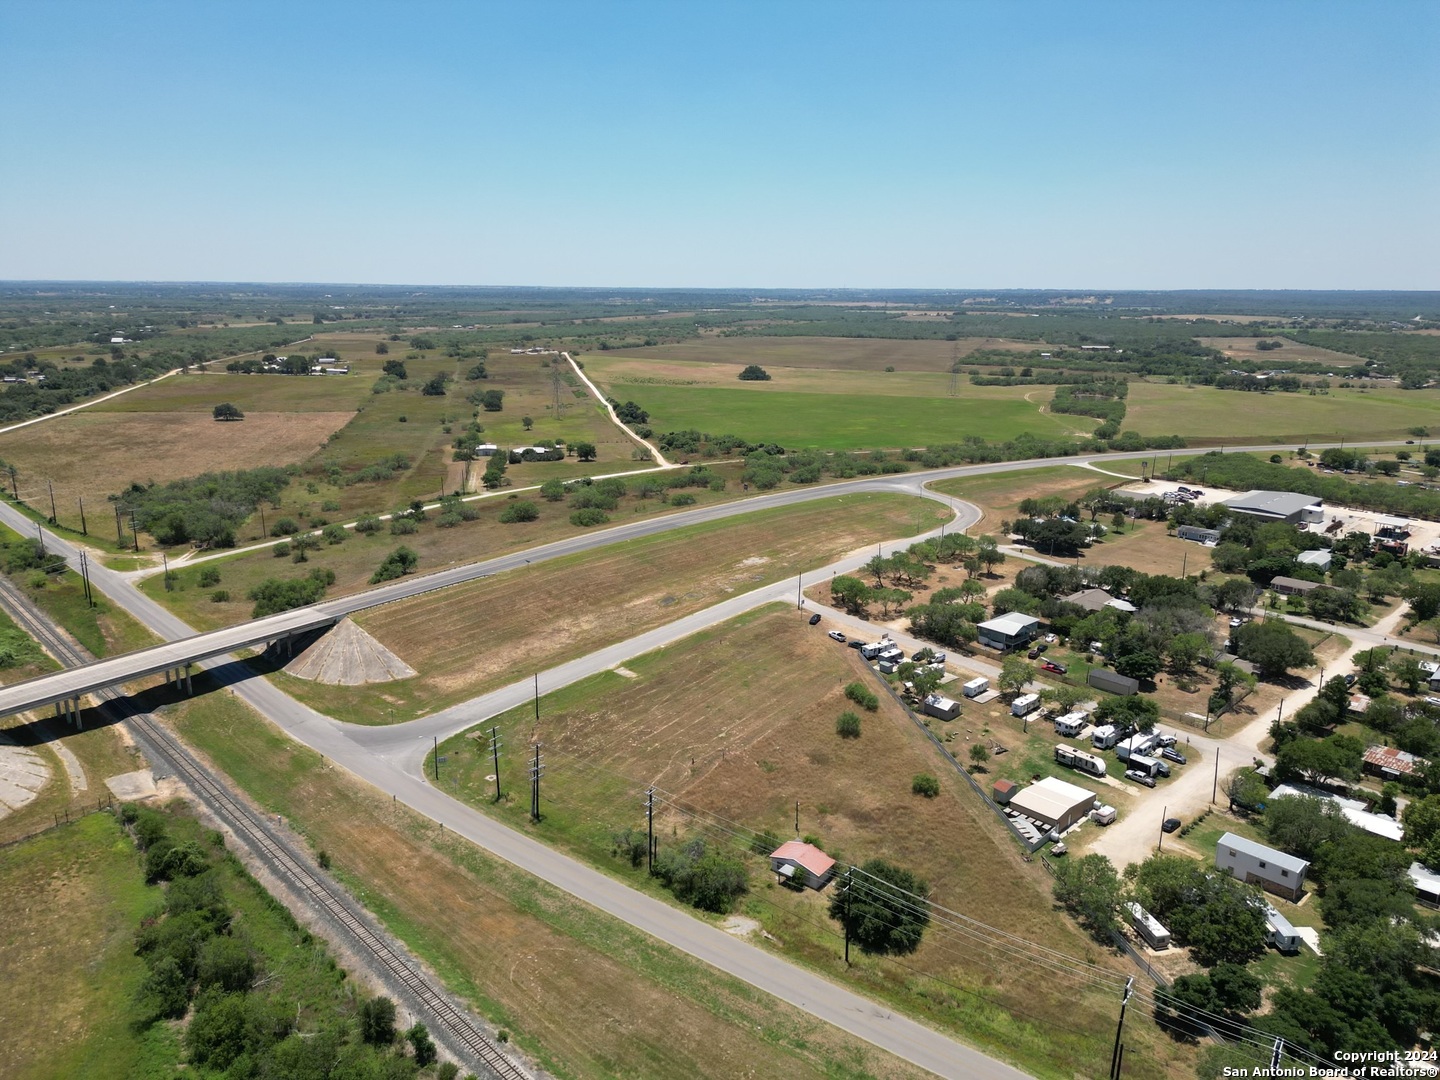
[0,438,1406,1080]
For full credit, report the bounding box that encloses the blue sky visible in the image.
[3,0,1436,289]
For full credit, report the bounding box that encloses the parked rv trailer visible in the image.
[1055,743,1108,777]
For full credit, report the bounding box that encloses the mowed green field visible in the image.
[1126,381,1440,443]
[604,383,1080,449]
[598,335,1048,372]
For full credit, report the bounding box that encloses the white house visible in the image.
[1215,832,1308,901]
[768,840,836,890]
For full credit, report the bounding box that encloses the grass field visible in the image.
[160,688,935,1080]
[930,465,1118,532]
[0,813,164,1080]
[1126,381,1440,444]
[265,492,948,724]
[597,383,1081,451]
[594,335,1050,372]
[431,605,1194,1080]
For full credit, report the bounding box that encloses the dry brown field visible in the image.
[1195,335,1366,366]
[0,410,350,502]
[267,492,947,724]
[439,606,1193,1080]
[161,691,926,1080]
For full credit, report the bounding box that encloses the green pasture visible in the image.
[1126,382,1440,444]
[89,369,370,413]
[602,382,1084,450]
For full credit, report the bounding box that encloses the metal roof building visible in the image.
[1222,490,1324,524]
[1007,776,1098,833]
[1216,832,1309,900]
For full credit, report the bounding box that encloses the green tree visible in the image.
[522,415,533,430]
[1388,653,1425,694]
[573,441,597,461]
[381,358,407,379]
[211,402,244,421]
[1402,794,1440,849]
[836,711,861,738]
[421,373,450,396]
[1095,694,1161,734]
[1275,734,1363,786]
[830,859,930,955]
[1051,853,1122,940]
[999,656,1035,697]
[976,535,1005,576]
[968,743,990,770]
[830,575,874,615]
[358,997,397,1045]
[406,1023,437,1067]
[539,477,567,502]
[498,500,539,523]
[1224,767,1269,812]
[1233,620,1315,679]
[1166,632,1209,677]
[737,364,772,381]
[1264,795,1350,861]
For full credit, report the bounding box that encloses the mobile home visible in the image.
[1263,904,1301,953]
[1091,724,1122,750]
[1125,902,1172,950]
[961,677,990,699]
[1011,693,1041,718]
[1054,711,1088,738]
[1055,743,1107,777]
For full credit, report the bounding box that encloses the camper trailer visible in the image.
[1263,905,1301,953]
[962,677,990,699]
[1127,754,1163,779]
[1011,693,1041,718]
[1090,804,1117,826]
[1126,902,1172,950]
[1115,733,1159,763]
[1055,743,1107,777]
[1054,711,1088,738]
[859,642,885,660]
[1091,724,1122,750]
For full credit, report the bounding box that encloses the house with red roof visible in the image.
[768,840,837,890]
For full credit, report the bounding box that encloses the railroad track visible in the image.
[0,575,530,1080]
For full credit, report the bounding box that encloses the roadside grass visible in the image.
[265,492,948,725]
[590,382,1085,451]
[0,813,160,1080]
[1,546,159,659]
[159,689,933,1080]
[433,604,1192,1080]
[598,336,1051,372]
[1125,382,1440,445]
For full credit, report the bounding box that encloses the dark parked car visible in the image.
[1161,747,1187,765]
[848,639,864,649]
[809,613,822,625]
[1162,817,1181,833]
[1028,647,1042,659]
[1344,673,1357,687]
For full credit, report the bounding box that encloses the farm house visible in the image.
[1215,833,1308,901]
[768,841,836,891]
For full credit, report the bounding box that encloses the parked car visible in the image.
[932,651,947,664]
[848,639,864,650]
[1344,673,1357,687]
[1229,616,1244,628]
[1124,769,1157,788]
[1041,660,1068,675]
[1155,733,1177,748]
[809,613,822,625]
[1161,747,1188,765]
[828,630,847,643]
[1162,817,1181,833]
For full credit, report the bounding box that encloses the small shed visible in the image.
[475,443,500,457]
[1363,744,1424,780]
[768,841,837,890]
[1087,668,1139,696]
[922,694,962,722]
[992,779,1017,805]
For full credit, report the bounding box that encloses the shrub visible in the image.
[270,517,300,536]
[210,589,230,603]
[912,774,940,797]
[836,711,862,738]
[669,492,696,506]
[272,542,290,558]
[354,515,382,534]
[321,524,346,545]
[570,507,610,527]
[845,681,880,711]
[370,546,419,584]
[198,567,221,587]
[389,517,418,535]
[435,512,464,528]
[321,500,341,512]
[499,500,540,523]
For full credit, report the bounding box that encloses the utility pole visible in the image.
[794,799,800,835]
[162,550,171,590]
[1109,976,1134,1080]
[489,727,502,801]
[79,550,94,607]
[645,787,655,875]
[432,735,439,782]
[129,510,139,552]
[35,521,44,556]
[47,479,57,523]
[842,867,853,964]
[529,744,544,821]
[115,504,124,545]
[1158,805,1167,852]
[1213,750,1221,805]
[796,573,802,609]
[77,496,86,535]
[533,673,540,723]
[257,504,267,540]
[7,465,17,499]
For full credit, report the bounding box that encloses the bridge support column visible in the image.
[70,696,82,729]
[184,664,192,695]
[55,701,65,727]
